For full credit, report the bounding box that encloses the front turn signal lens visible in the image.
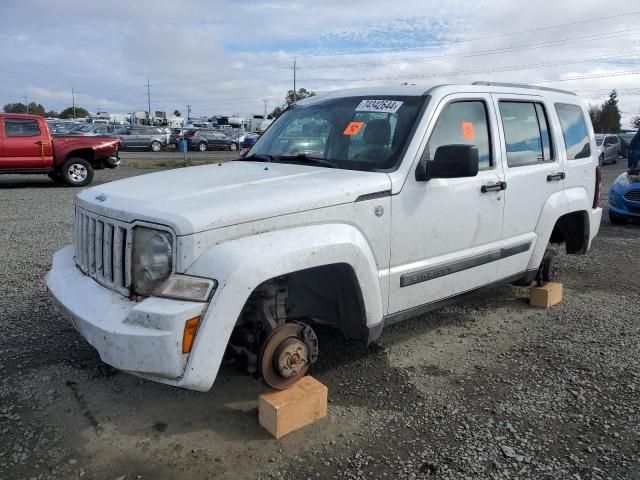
[182,316,201,354]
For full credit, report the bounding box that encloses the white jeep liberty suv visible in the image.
[47,82,602,391]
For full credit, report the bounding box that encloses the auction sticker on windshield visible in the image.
[355,99,403,114]
[343,121,365,136]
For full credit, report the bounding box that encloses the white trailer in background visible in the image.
[167,115,185,128]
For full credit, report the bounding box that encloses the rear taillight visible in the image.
[593,165,602,209]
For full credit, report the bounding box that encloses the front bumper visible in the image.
[47,246,207,379]
[105,155,120,168]
[609,185,640,219]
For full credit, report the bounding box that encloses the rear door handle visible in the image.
[481,181,507,193]
[547,172,565,182]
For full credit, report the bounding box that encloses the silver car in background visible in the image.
[115,125,168,152]
[595,134,620,165]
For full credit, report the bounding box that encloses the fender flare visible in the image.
[527,186,591,270]
[180,223,384,391]
[527,189,569,271]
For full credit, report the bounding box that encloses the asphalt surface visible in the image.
[0,162,638,480]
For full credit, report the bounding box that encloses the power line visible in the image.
[296,51,636,84]
[299,29,640,70]
[532,70,640,83]
[292,10,640,58]
[147,30,640,88]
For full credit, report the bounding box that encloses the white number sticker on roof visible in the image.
[355,99,404,114]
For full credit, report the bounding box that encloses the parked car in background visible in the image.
[618,132,636,158]
[65,123,116,136]
[116,125,168,152]
[594,134,620,165]
[49,122,80,134]
[187,129,238,151]
[239,133,260,157]
[0,114,120,186]
[609,170,640,224]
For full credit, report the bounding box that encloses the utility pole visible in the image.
[292,57,297,102]
[263,99,268,118]
[186,104,192,121]
[24,93,29,114]
[71,87,76,119]
[146,77,152,124]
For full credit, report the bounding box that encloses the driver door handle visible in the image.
[481,181,507,193]
[547,172,565,182]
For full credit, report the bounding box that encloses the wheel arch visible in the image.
[528,188,591,271]
[178,224,384,391]
[64,148,96,166]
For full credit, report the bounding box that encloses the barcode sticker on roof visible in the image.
[355,99,403,114]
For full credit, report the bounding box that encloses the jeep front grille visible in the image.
[75,208,131,295]
[624,189,640,202]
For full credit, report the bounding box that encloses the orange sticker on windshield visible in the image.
[462,122,475,140]
[343,121,365,136]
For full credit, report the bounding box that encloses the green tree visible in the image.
[173,110,181,117]
[27,102,46,116]
[599,90,622,133]
[45,110,59,118]
[59,106,90,119]
[631,115,640,130]
[3,102,28,114]
[270,88,317,118]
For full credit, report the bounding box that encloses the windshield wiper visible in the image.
[237,154,274,162]
[275,154,337,168]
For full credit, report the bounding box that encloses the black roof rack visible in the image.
[472,81,577,96]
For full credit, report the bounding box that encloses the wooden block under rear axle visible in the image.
[530,282,563,309]
[258,376,328,439]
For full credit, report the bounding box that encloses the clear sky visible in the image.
[1,0,639,127]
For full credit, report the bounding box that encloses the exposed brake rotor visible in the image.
[259,322,318,389]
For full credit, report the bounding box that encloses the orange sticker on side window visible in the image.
[343,121,365,136]
[462,122,475,140]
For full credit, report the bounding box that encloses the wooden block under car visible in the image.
[530,282,563,308]
[258,376,328,439]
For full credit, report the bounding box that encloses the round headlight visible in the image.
[132,227,173,296]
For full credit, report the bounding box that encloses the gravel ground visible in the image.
[0,163,638,480]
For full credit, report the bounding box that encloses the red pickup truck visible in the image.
[0,114,120,186]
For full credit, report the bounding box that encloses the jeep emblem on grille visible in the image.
[95,193,107,202]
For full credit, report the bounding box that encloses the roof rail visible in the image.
[472,81,577,96]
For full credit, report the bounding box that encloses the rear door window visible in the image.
[555,104,591,160]
[498,102,554,167]
[4,119,41,137]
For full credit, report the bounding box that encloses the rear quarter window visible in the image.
[555,104,591,160]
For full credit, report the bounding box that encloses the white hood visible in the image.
[77,161,391,235]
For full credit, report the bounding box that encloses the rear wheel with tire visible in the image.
[198,142,208,152]
[150,141,162,152]
[609,210,628,225]
[61,158,94,187]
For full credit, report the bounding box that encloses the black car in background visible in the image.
[187,130,238,151]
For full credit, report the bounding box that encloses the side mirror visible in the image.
[415,144,479,181]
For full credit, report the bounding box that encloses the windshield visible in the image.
[595,135,604,146]
[248,95,427,171]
